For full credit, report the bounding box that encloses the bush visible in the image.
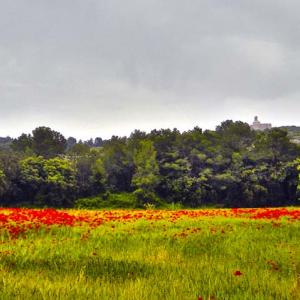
[74,192,138,209]
[133,189,164,208]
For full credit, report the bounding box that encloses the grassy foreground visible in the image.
[0,209,299,299]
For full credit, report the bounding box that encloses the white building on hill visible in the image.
[250,116,272,131]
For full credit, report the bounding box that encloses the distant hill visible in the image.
[278,126,300,144]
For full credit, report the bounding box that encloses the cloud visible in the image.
[0,0,299,138]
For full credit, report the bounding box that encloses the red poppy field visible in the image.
[0,207,299,299]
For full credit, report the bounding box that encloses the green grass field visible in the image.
[0,209,299,299]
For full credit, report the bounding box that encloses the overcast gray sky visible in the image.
[1,0,299,139]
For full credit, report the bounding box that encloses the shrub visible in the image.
[74,192,138,209]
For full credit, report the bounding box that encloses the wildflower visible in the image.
[233,270,242,276]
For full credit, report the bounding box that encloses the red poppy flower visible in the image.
[233,270,242,276]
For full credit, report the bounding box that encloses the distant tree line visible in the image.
[279,126,300,144]
[0,121,300,208]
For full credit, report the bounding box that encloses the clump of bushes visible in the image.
[74,192,138,209]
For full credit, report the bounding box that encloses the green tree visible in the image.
[0,167,7,197]
[158,152,196,205]
[67,142,90,156]
[97,136,133,192]
[132,140,159,205]
[19,156,77,207]
[71,148,105,198]
[296,158,300,199]
[216,120,254,155]
[253,128,299,163]
[43,158,77,206]
[19,156,45,205]
[0,150,22,205]
[66,137,77,150]
[32,127,67,158]
[11,133,33,154]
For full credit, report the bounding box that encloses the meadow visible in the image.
[0,208,299,300]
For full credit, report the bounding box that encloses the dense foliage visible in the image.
[0,122,300,208]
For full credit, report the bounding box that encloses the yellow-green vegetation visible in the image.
[0,216,299,299]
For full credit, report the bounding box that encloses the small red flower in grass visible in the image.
[233,270,243,276]
[197,296,203,300]
[267,260,279,271]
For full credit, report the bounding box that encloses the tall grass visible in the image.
[0,216,299,299]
